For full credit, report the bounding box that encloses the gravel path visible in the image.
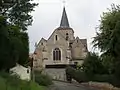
[47,81,99,90]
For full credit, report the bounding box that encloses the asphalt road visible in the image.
[48,81,99,90]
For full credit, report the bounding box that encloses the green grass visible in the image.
[0,72,45,90]
[0,76,6,90]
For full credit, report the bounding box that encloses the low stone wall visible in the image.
[43,68,66,81]
[81,81,120,90]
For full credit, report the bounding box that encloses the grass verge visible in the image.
[0,71,45,90]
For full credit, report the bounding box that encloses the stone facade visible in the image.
[33,7,88,80]
[43,68,66,81]
[34,28,87,68]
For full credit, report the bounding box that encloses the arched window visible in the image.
[53,48,61,60]
[77,40,78,43]
[55,35,58,41]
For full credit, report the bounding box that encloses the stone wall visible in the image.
[43,68,66,81]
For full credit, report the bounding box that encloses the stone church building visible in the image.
[33,7,88,80]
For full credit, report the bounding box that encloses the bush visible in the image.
[0,71,45,90]
[93,74,120,87]
[83,52,107,75]
[66,66,88,83]
[34,71,53,86]
[0,71,21,88]
[74,70,89,82]
[66,67,120,87]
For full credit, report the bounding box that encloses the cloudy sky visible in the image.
[28,0,120,53]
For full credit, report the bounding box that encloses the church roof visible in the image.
[60,7,70,28]
[70,39,87,46]
[80,39,87,46]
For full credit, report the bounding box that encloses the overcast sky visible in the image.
[28,0,120,53]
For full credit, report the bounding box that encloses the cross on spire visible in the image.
[62,0,66,6]
[57,0,71,29]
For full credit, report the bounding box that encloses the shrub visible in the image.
[83,52,107,75]
[66,66,88,83]
[34,71,53,86]
[0,71,45,90]
[66,67,120,87]
[74,70,88,82]
[93,74,120,87]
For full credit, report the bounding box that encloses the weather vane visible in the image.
[62,0,66,6]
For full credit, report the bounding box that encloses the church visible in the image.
[33,7,88,80]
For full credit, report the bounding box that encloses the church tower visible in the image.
[56,7,75,41]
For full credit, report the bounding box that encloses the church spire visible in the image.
[60,7,70,28]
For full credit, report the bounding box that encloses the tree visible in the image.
[82,52,107,75]
[93,4,120,59]
[0,0,38,71]
[0,16,15,70]
[8,26,29,65]
[92,4,120,78]
[101,54,115,74]
[0,0,38,31]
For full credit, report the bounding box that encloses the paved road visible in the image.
[48,81,99,90]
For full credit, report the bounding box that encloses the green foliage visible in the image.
[66,66,73,82]
[82,52,107,75]
[101,54,115,74]
[66,66,88,83]
[92,74,120,87]
[92,4,120,78]
[93,4,120,57]
[114,61,120,79]
[8,25,29,65]
[0,17,29,70]
[0,0,38,31]
[66,67,120,87]
[0,16,16,70]
[34,71,53,86]
[0,0,37,70]
[0,72,45,90]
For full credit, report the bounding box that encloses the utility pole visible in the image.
[30,57,35,82]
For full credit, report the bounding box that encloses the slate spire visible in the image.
[60,7,70,28]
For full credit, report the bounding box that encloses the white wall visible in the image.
[10,64,31,81]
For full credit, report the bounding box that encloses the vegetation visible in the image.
[0,0,38,71]
[66,66,88,83]
[34,70,53,86]
[66,66,120,87]
[0,71,45,90]
[92,4,120,78]
[82,52,107,75]
[66,5,120,87]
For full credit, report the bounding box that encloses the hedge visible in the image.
[66,66,120,87]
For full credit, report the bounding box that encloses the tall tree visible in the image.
[0,0,38,71]
[0,0,38,31]
[93,4,120,58]
[92,4,120,77]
